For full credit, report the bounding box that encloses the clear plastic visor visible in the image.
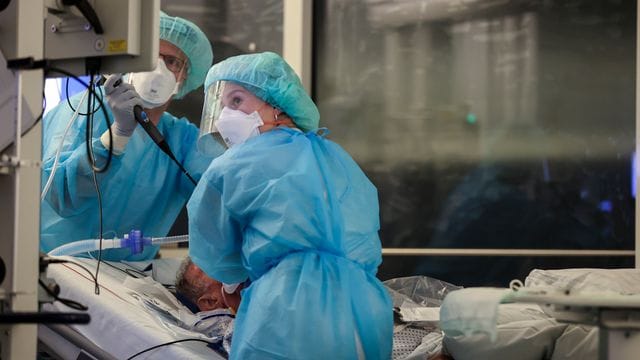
[198,80,229,154]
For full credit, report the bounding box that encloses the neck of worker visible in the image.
[145,102,170,126]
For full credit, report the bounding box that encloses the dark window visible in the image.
[314,0,636,286]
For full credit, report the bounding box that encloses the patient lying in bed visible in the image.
[173,257,455,360]
[43,254,637,360]
[170,262,636,360]
[171,260,634,360]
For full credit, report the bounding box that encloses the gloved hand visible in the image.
[104,74,143,137]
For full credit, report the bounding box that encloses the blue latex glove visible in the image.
[104,74,143,137]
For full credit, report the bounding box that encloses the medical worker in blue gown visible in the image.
[41,13,224,261]
[188,52,393,359]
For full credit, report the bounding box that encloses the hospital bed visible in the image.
[38,257,227,360]
[514,268,640,360]
[439,268,640,360]
[42,255,637,360]
[39,257,451,360]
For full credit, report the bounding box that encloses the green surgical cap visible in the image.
[160,12,213,98]
[204,52,320,132]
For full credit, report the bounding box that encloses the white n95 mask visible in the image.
[215,107,264,148]
[128,58,180,109]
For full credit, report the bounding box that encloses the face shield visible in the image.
[198,81,266,152]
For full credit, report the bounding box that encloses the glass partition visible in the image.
[314,0,636,286]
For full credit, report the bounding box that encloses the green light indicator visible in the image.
[466,113,477,124]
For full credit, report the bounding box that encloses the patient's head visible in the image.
[175,257,226,312]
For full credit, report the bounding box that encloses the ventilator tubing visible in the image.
[48,238,123,256]
[150,234,188,246]
[48,231,189,257]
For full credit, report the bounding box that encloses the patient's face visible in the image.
[186,264,225,312]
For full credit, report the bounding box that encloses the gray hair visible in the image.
[175,257,208,305]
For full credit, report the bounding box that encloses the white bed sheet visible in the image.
[525,268,640,295]
[42,257,226,360]
[441,267,640,360]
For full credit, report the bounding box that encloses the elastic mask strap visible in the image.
[256,104,284,127]
[171,80,181,97]
[174,63,188,95]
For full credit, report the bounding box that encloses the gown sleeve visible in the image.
[187,167,249,284]
[174,119,225,197]
[41,90,125,217]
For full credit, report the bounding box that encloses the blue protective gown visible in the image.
[41,89,223,261]
[188,127,393,359]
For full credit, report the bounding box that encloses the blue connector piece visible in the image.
[121,229,152,255]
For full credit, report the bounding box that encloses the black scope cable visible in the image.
[8,58,112,296]
[65,77,104,116]
[43,257,98,284]
[41,257,99,310]
[126,339,219,360]
[47,66,111,295]
[46,66,113,173]
[85,70,106,296]
[45,66,114,295]
[133,105,197,185]
[98,259,147,279]
[38,279,88,311]
[110,76,196,186]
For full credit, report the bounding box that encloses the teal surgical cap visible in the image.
[160,12,213,99]
[204,52,320,132]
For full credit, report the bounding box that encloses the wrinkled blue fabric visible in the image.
[188,127,393,359]
[41,89,224,261]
